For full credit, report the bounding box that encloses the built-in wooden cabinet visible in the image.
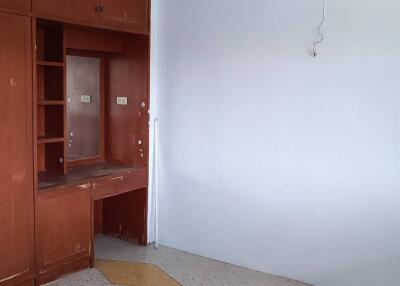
[37,184,91,274]
[33,0,149,33]
[33,0,99,26]
[0,1,150,284]
[0,0,31,11]
[0,12,35,286]
[100,0,149,33]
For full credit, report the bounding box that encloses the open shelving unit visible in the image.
[36,20,66,176]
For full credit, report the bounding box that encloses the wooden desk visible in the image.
[36,161,148,284]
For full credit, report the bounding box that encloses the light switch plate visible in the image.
[117,97,128,105]
[81,95,91,103]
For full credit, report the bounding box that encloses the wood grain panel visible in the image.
[33,0,99,26]
[93,168,147,200]
[106,35,149,167]
[0,12,34,285]
[64,28,123,54]
[0,0,31,11]
[100,0,149,34]
[37,184,91,273]
[36,257,89,285]
[94,200,103,235]
[103,188,147,245]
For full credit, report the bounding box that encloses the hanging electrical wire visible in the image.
[313,0,327,57]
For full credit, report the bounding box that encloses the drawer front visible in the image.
[93,169,147,200]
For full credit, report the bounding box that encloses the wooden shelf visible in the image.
[37,136,65,144]
[37,100,65,106]
[37,61,64,67]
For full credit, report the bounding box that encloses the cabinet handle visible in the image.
[95,4,103,12]
[78,183,91,190]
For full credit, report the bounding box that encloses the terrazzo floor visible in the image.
[47,235,310,286]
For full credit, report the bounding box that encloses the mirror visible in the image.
[66,55,101,162]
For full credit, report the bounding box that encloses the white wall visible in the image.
[154,0,400,285]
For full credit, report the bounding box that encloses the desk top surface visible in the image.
[38,161,146,191]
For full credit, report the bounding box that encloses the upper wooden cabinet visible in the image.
[33,0,149,34]
[0,12,35,285]
[0,0,31,11]
[100,0,149,33]
[33,0,100,26]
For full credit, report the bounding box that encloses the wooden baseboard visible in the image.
[0,272,35,286]
[35,257,90,285]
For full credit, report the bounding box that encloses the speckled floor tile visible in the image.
[46,235,310,286]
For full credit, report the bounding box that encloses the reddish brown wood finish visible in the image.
[94,200,104,235]
[106,35,150,167]
[1,277,35,286]
[0,1,150,35]
[0,0,31,11]
[32,16,150,285]
[0,12,35,286]
[103,188,147,245]
[64,27,123,54]
[36,184,91,274]
[100,0,149,34]
[33,0,99,26]
[93,168,147,200]
[35,257,89,285]
[36,23,63,62]
[0,1,151,284]
[35,23,66,175]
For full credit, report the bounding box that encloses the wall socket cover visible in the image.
[117,97,128,105]
[81,95,91,103]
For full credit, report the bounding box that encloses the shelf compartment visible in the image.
[37,105,64,140]
[37,142,65,174]
[36,21,63,62]
[37,100,65,106]
[37,61,64,67]
[37,65,64,101]
[37,136,65,145]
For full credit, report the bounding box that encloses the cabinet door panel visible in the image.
[0,0,31,11]
[100,0,148,33]
[33,0,99,25]
[0,12,34,283]
[37,184,91,273]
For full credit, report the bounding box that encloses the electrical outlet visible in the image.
[81,95,91,103]
[117,97,128,105]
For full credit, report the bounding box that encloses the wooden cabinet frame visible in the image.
[1,1,150,285]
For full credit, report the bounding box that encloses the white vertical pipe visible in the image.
[149,0,159,245]
[154,118,159,249]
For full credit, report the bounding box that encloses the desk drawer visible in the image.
[93,169,147,200]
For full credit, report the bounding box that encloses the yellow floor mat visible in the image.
[95,259,181,286]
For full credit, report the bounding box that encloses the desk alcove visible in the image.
[35,20,149,285]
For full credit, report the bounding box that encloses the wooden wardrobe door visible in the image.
[0,0,31,11]
[100,0,149,33]
[0,12,34,284]
[33,0,99,26]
